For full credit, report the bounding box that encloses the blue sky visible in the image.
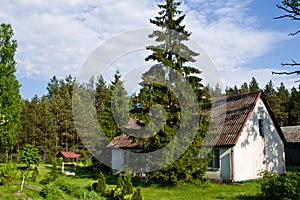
[0,0,299,99]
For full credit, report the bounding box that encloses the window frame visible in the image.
[208,148,220,169]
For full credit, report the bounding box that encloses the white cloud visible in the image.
[0,0,295,94]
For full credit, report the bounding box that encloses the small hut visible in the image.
[56,151,81,175]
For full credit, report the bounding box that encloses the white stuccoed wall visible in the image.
[233,99,285,182]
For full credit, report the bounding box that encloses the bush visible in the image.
[40,184,61,199]
[40,174,52,185]
[45,153,52,164]
[93,172,106,195]
[132,187,143,200]
[260,171,300,200]
[87,181,96,191]
[0,163,18,185]
[92,156,102,170]
[50,158,58,181]
[18,144,41,169]
[30,166,39,182]
[112,174,143,200]
[55,180,79,194]
[78,190,101,200]
[78,150,88,165]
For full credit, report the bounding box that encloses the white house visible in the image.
[206,90,286,182]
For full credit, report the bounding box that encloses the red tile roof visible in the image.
[205,91,262,147]
[56,151,81,159]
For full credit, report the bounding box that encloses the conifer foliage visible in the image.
[131,0,210,184]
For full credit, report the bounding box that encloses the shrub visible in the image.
[50,158,58,181]
[30,166,39,182]
[0,163,18,185]
[259,171,300,200]
[112,174,143,200]
[87,181,97,191]
[122,174,133,195]
[18,144,41,169]
[93,172,106,195]
[40,184,61,199]
[132,187,143,200]
[92,156,102,170]
[79,150,88,165]
[45,153,52,164]
[55,180,79,194]
[40,174,52,185]
[79,190,100,200]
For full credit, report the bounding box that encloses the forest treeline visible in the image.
[17,74,300,160]
[18,73,125,159]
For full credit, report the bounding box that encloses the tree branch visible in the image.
[275,2,300,36]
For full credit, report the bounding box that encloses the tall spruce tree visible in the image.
[0,23,21,161]
[133,0,210,184]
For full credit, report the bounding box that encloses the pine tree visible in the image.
[240,82,249,93]
[225,85,239,95]
[96,71,128,140]
[0,23,21,161]
[264,80,277,109]
[249,77,260,92]
[274,82,290,126]
[288,85,300,125]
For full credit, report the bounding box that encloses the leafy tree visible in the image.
[0,23,21,161]
[18,144,41,169]
[273,0,300,81]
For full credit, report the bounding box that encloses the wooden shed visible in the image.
[282,126,300,165]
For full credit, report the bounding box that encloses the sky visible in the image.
[0,0,299,99]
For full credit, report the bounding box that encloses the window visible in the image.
[208,149,220,168]
[259,119,264,137]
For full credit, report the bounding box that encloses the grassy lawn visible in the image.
[141,182,260,200]
[0,164,261,200]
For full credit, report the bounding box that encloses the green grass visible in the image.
[141,182,260,200]
[0,164,261,200]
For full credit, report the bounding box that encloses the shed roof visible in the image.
[281,126,300,143]
[206,90,285,147]
[56,151,81,159]
[107,134,142,149]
